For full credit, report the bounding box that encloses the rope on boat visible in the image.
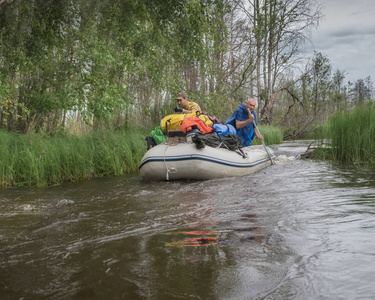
[164,138,182,180]
[164,144,171,180]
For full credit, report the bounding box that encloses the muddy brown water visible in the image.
[1,140,375,299]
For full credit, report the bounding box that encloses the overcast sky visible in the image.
[308,0,375,84]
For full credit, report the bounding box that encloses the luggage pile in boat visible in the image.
[140,124,275,181]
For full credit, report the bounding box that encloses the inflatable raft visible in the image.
[139,132,275,181]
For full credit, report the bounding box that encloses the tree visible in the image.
[310,52,332,120]
[272,51,333,138]
[249,0,322,124]
[352,77,373,105]
[332,69,348,111]
[0,0,222,132]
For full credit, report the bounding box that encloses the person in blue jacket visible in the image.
[226,98,263,147]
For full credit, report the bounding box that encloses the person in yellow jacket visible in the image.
[174,92,201,114]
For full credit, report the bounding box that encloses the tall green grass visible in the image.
[0,124,283,188]
[328,101,375,169]
[0,128,148,188]
[252,125,283,145]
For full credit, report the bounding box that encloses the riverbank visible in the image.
[0,128,148,188]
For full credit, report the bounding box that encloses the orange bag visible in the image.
[181,116,214,134]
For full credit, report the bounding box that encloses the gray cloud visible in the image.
[309,0,375,83]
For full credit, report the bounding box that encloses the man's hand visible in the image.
[247,108,255,121]
[173,106,183,113]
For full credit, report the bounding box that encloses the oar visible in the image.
[247,108,274,165]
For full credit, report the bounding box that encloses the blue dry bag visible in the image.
[213,123,236,135]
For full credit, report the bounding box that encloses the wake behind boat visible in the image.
[139,131,275,181]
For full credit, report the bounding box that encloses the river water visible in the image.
[1,140,375,300]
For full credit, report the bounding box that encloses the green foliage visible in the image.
[251,125,283,145]
[0,0,343,140]
[0,0,222,132]
[302,123,331,140]
[0,128,148,188]
[327,102,375,169]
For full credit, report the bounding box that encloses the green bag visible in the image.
[150,126,166,144]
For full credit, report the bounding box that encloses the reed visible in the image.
[251,125,284,145]
[328,102,375,169]
[0,128,148,188]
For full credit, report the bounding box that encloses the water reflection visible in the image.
[1,142,375,299]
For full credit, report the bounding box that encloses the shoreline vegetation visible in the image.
[0,128,147,188]
[1,99,375,189]
[324,102,375,170]
[251,125,283,146]
[0,125,283,189]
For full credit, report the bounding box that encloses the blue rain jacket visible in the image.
[226,104,257,147]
